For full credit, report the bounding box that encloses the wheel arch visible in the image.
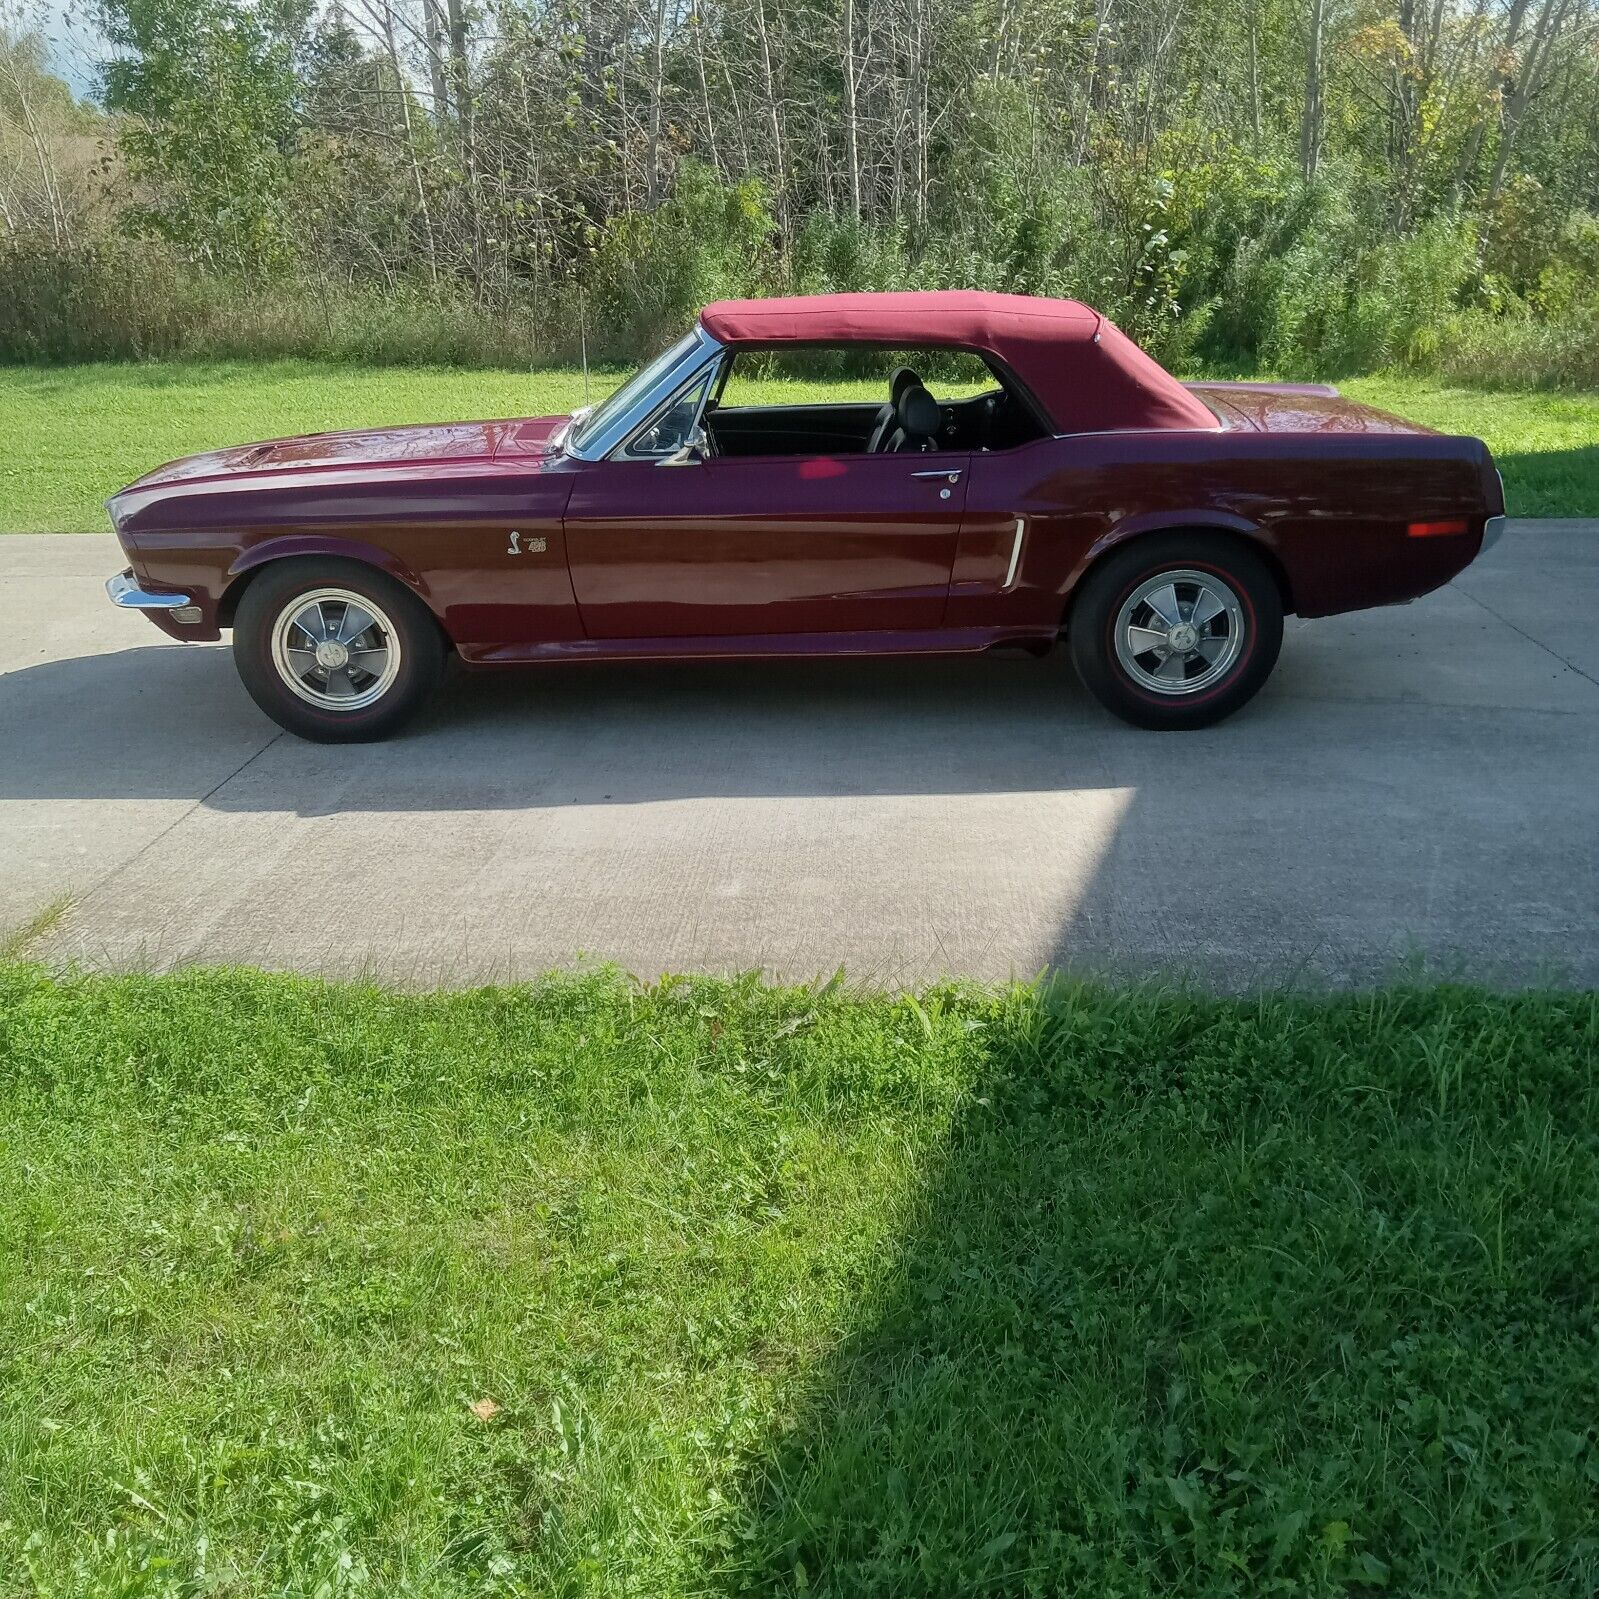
[1060,519,1295,632]
[218,539,437,631]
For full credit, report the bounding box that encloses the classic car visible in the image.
[105,291,1506,741]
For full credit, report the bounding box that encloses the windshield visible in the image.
[567,330,700,454]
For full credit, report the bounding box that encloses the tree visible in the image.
[0,26,80,244]
[0,0,1586,373]
[98,0,302,272]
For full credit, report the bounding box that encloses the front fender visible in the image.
[228,535,431,600]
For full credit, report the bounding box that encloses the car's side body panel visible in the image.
[110,417,1496,654]
[110,441,583,649]
[563,450,971,638]
[949,425,1495,626]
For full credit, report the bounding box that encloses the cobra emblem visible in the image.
[507,531,547,555]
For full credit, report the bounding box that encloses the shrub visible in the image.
[584,163,774,359]
[0,238,578,366]
[1,163,1595,388]
[1433,307,1599,390]
[1206,176,1474,377]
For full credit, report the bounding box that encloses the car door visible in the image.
[563,449,971,640]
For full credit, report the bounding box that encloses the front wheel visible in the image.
[233,558,446,742]
[1068,535,1283,730]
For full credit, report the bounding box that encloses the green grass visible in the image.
[1342,377,1599,519]
[0,361,601,534]
[1,962,1595,1597]
[1,361,1595,531]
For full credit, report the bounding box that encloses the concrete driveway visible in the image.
[3,525,1596,988]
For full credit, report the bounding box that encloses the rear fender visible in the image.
[1061,510,1294,616]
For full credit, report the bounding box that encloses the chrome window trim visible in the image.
[612,355,723,463]
[564,324,724,462]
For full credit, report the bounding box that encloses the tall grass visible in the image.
[5,238,1599,390]
[1436,308,1599,391]
[0,243,581,368]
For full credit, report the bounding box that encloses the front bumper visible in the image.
[106,569,199,620]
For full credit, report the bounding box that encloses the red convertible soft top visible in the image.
[699,291,1219,436]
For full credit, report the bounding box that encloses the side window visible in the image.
[617,363,716,460]
[717,347,996,409]
[706,346,1048,457]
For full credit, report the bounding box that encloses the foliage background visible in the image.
[1,0,1597,380]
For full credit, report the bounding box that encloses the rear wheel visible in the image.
[233,559,445,742]
[1068,534,1283,730]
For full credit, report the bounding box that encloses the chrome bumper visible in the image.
[106,570,194,611]
[1481,515,1508,554]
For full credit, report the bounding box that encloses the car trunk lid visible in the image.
[1186,381,1442,436]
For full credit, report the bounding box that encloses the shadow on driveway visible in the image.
[3,538,1597,988]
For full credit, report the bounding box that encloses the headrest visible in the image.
[897,384,940,439]
[888,365,922,403]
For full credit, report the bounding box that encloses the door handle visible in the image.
[911,469,963,483]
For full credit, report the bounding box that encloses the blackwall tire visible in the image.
[1068,534,1283,730]
[232,558,446,743]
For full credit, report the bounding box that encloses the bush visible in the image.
[2,160,1596,389]
[583,162,774,358]
[1432,307,1599,390]
[0,238,580,366]
[790,212,924,296]
[1206,175,1476,377]
[1528,212,1599,321]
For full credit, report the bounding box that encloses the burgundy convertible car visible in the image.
[106,291,1505,741]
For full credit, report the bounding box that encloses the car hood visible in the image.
[114,414,572,499]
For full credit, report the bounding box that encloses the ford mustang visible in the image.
[105,291,1506,740]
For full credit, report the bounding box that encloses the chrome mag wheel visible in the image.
[1113,568,1246,696]
[269,587,403,711]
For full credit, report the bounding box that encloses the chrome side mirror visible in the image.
[657,425,709,467]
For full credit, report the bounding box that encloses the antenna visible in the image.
[579,290,591,407]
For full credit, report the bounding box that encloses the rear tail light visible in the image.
[1407,519,1469,538]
